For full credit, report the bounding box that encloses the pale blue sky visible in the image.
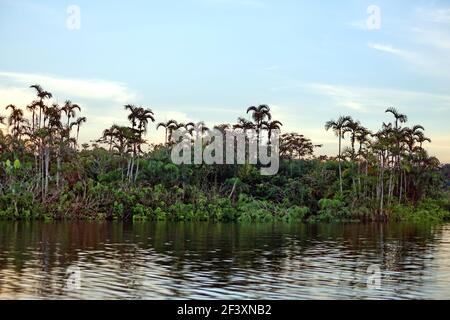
[1,0,449,161]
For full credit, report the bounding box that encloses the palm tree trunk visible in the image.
[134,157,140,182]
[380,157,384,217]
[388,169,393,206]
[126,158,131,181]
[365,159,369,198]
[32,111,35,132]
[45,146,50,196]
[256,127,260,161]
[38,104,42,129]
[399,170,403,203]
[338,133,343,194]
[56,151,61,190]
[40,141,45,200]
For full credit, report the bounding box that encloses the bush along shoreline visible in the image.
[1,85,449,223]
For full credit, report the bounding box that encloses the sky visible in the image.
[0,0,449,161]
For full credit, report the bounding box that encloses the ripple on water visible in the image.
[0,222,450,299]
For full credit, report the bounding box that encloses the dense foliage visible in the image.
[0,85,449,222]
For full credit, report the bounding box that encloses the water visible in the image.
[0,221,449,300]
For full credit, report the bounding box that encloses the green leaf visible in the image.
[13,159,21,170]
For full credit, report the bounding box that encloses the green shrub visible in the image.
[389,198,450,223]
[283,206,309,222]
[311,198,350,222]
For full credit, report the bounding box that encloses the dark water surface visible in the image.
[0,222,449,300]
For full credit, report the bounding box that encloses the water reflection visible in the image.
[0,222,449,299]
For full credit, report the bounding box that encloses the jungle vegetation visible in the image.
[0,84,449,222]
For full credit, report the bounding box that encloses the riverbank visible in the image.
[1,186,449,223]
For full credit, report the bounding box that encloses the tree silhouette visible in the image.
[325,116,351,193]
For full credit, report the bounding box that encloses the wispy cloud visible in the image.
[366,43,440,73]
[0,71,137,104]
[307,83,366,111]
[416,7,450,23]
[411,27,450,50]
[307,82,450,114]
[368,43,414,59]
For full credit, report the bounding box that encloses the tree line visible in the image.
[0,84,448,221]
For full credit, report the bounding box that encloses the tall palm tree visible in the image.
[136,108,155,135]
[403,125,424,155]
[134,107,155,154]
[416,132,431,149]
[385,107,408,167]
[233,117,255,134]
[386,107,408,130]
[6,104,25,138]
[62,100,81,129]
[135,107,155,182]
[101,125,117,151]
[355,126,372,158]
[72,117,87,142]
[246,104,271,148]
[343,118,360,160]
[184,122,195,131]
[30,84,52,129]
[26,100,40,132]
[325,116,351,193]
[124,104,141,130]
[261,120,283,145]
[157,119,178,144]
[214,123,231,132]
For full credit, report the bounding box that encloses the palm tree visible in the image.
[124,104,141,130]
[246,105,271,148]
[134,107,155,181]
[386,107,408,130]
[325,116,351,193]
[233,117,255,134]
[30,84,52,129]
[261,120,283,145]
[355,126,372,158]
[136,108,155,135]
[72,117,87,142]
[62,100,81,129]
[214,123,231,132]
[6,104,25,138]
[101,125,117,151]
[343,118,360,160]
[385,107,408,168]
[403,125,425,157]
[26,100,40,132]
[157,120,178,144]
[185,122,195,131]
[416,132,431,149]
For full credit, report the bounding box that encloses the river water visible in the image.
[0,222,449,300]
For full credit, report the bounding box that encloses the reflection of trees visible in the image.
[0,221,444,299]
